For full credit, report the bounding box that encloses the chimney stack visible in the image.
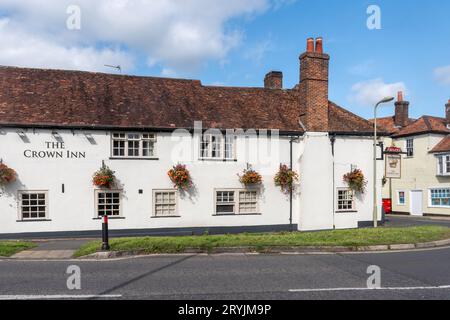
[446,99,450,126]
[298,37,330,132]
[264,71,283,89]
[394,91,410,128]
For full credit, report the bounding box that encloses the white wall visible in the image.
[0,128,294,235]
[0,127,381,235]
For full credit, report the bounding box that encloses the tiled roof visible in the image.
[372,116,416,135]
[393,116,450,138]
[0,66,377,134]
[430,136,450,153]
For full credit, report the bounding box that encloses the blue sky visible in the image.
[0,0,449,120]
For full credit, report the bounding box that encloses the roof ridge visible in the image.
[0,64,203,84]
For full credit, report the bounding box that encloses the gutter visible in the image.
[0,123,305,137]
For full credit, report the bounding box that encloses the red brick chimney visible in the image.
[394,91,410,128]
[446,99,450,126]
[299,37,330,132]
[264,71,283,89]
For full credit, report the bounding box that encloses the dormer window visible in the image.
[111,133,157,159]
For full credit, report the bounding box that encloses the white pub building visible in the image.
[0,38,383,238]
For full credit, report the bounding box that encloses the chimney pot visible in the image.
[445,99,450,126]
[315,37,323,54]
[264,71,283,89]
[394,93,410,128]
[306,38,314,53]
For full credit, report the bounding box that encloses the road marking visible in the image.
[289,285,450,293]
[0,294,122,300]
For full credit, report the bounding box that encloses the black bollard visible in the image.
[102,215,110,251]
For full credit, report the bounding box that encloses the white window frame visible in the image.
[214,189,260,215]
[111,132,157,159]
[428,188,450,208]
[406,138,414,157]
[436,154,450,176]
[18,191,49,221]
[199,133,236,161]
[397,190,406,206]
[152,190,179,217]
[336,188,356,212]
[95,190,123,217]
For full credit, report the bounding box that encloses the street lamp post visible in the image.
[373,97,394,228]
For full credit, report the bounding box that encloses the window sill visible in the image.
[92,217,126,220]
[335,210,357,213]
[151,216,181,219]
[213,213,262,216]
[16,219,51,222]
[109,157,159,161]
[199,158,238,162]
[428,206,450,209]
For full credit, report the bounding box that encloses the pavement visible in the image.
[10,239,92,260]
[384,214,450,228]
[0,247,449,299]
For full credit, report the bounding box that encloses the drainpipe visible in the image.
[289,136,301,232]
[330,134,336,229]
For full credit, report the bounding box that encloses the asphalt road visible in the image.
[0,247,449,300]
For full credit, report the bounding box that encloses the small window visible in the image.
[430,188,450,207]
[437,154,450,176]
[96,190,122,217]
[336,189,355,211]
[238,191,258,214]
[153,190,178,217]
[200,133,235,160]
[406,139,414,157]
[215,190,259,215]
[397,191,406,205]
[216,191,236,214]
[19,191,48,220]
[112,133,157,158]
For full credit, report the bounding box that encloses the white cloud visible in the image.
[0,0,288,73]
[349,78,407,106]
[434,65,450,86]
[0,18,134,73]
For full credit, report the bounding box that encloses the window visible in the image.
[112,133,156,158]
[437,154,450,176]
[153,190,178,217]
[430,188,450,207]
[336,189,355,211]
[19,191,48,220]
[200,134,235,160]
[96,190,122,217]
[215,190,259,215]
[406,139,414,157]
[397,191,406,205]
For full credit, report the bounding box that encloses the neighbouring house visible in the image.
[376,92,450,217]
[0,38,384,238]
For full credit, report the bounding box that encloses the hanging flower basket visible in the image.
[238,168,263,186]
[343,169,367,194]
[0,163,17,186]
[168,164,193,190]
[92,165,116,189]
[274,164,299,194]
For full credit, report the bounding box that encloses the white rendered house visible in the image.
[0,38,383,238]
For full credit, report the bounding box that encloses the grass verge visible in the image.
[74,226,450,258]
[0,241,36,257]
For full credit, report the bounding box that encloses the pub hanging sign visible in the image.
[384,146,402,179]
